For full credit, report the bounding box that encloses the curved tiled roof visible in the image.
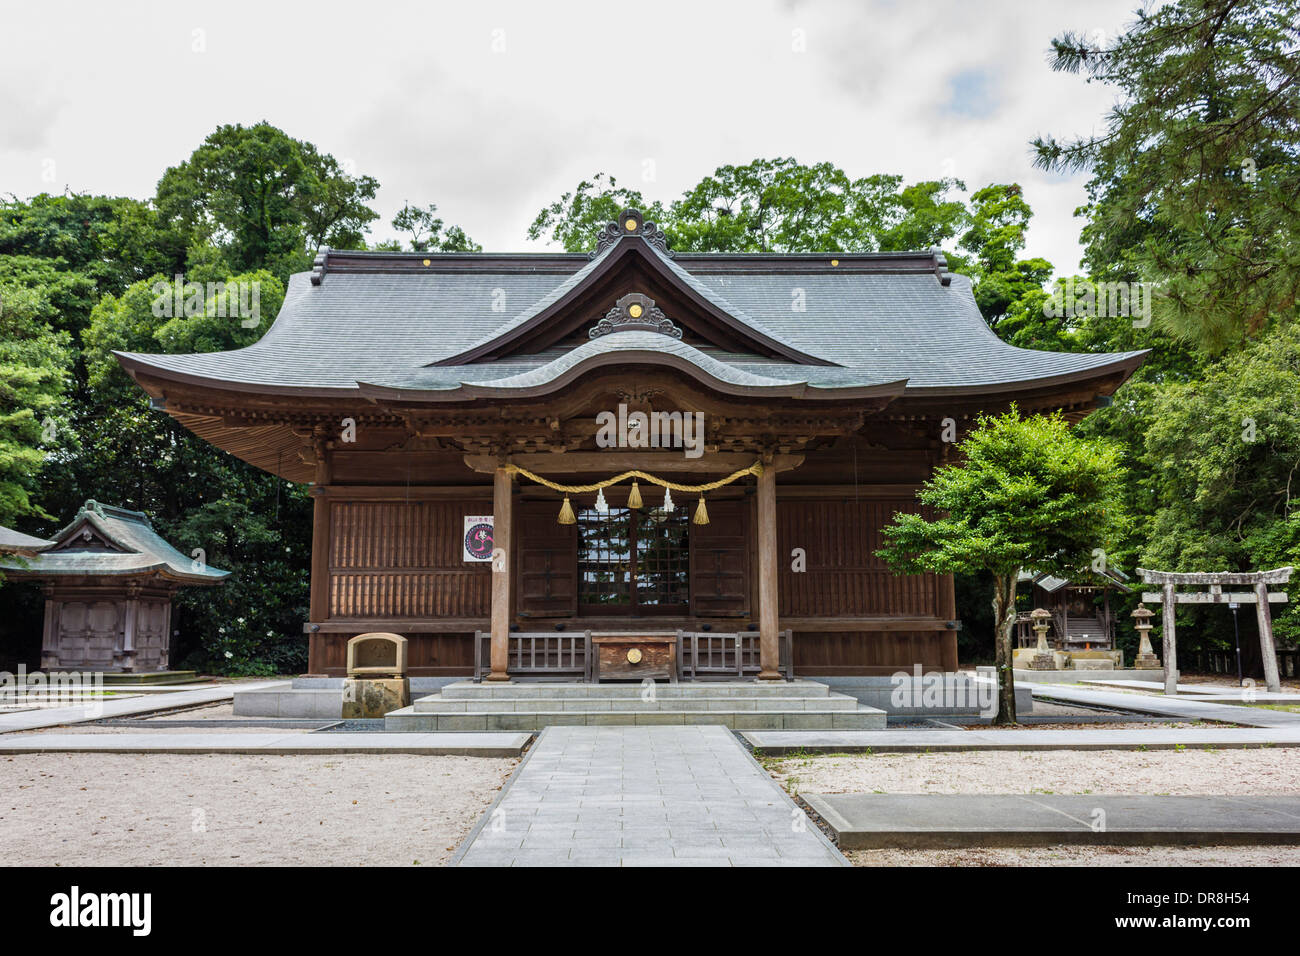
[358,331,908,400]
[0,500,229,582]
[116,222,1146,400]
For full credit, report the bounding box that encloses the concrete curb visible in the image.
[741,727,1300,754]
[801,792,1300,849]
[0,731,532,757]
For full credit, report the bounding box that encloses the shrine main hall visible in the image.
[117,210,1144,682]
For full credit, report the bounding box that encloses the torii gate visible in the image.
[1137,567,1292,695]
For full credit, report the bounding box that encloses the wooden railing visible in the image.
[474,630,592,682]
[677,630,793,680]
[473,628,795,681]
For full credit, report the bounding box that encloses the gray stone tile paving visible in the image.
[0,731,530,756]
[456,724,846,867]
[1025,682,1300,728]
[802,793,1300,849]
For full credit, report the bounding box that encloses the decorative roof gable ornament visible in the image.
[589,208,675,259]
[589,293,683,340]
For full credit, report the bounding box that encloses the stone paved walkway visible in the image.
[1026,682,1300,728]
[456,724,846,866]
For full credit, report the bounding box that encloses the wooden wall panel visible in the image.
[327,500,490,619]
[689,499,749,617]
[793,631,957,675]
[777,498,942,617]
[517,500,578,618]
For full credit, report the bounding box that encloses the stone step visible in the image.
[384,705,887,733]
[412,692,861,713]
[437,680,832,699]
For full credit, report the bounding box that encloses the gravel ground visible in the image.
[766,748,1300,796]
[849,845,1300,866]
[0,753,516,866]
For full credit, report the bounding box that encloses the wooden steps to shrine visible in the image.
[383,680,887,732]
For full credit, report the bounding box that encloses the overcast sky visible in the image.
[1,0,1145,275]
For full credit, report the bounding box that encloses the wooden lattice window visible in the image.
[577,506,689,614]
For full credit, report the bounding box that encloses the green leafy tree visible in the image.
[391,202,482,252]
[670,160,916,253]
[958,184,1054,333]
[156,122,380,279]
[877,410,1127,722]
[1033,0,1300,352]
[1142,323,1300,644]
[876,177,970,260]
[528,173,663,252]
[0,281,72,524]
[531,160,971,257]
[0,192,186,314]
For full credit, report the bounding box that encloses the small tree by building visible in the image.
[876,408,1127,723]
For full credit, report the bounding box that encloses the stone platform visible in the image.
[801,793,1300,849]
[385,680,886,732]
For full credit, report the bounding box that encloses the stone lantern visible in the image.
[1132,605,1161,670]
[1029,608,1056,670]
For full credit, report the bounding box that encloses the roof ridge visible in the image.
[83,499,152,527]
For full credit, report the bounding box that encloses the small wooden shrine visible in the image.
[1016,569,1133,651]
[0,500,229,672]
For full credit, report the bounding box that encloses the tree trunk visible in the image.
[991,570,1019,725]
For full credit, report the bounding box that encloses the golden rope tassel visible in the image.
[557,495,576,525]
[627,480,643,510]
[693,495,709,526]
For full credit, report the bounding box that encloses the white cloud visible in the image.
[0,0,1140,277]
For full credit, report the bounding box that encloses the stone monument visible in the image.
[342,632,410,718]
[1029,608,1057,670]
[1131,604,1162,670]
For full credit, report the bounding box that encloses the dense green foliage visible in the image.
[0,126,472,674]
[1034,0,1300,354]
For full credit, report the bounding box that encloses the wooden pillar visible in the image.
[307,435,332,675]
[487,465,514,682]
[1255,581,1282,693]
[40,590,58,670]
[1162,583,1178,695]
[161,599,173,670]
[308,489,330,622]
[756,464,781,680]
[121,586,139,673]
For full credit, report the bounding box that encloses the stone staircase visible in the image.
[384,679,886,732]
